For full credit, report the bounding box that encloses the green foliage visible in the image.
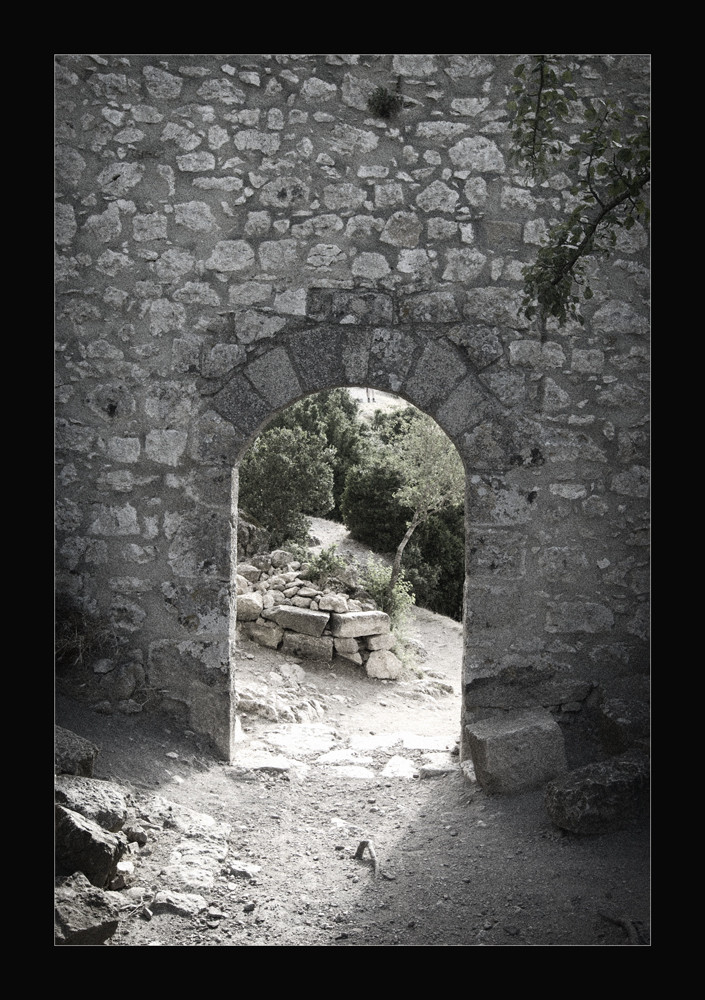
[360,556,415,632]
[390,413,464,522]
[340,460,410,551]
[340,407,465,619]
[268,389,367,520]
[507,56,579,178]
[367,85,403,120]
[238,425,336,547]
[403,504,465,621]
[299,544,348,587]
[369,405,422,445]
[507,54,650,326]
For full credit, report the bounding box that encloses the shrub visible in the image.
[340,461,410,551]
[299,544,349,588]
[404,504,465,621]
[266,389,367,521]
[367,86,403,120]
[238,425,336,547]
[360,556,415,633]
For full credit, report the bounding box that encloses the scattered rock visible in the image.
[54,774,130,832]
[54,871,121,946]
[55,805,129,888]
[55,726,99,777]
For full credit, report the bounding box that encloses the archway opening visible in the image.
[229,386,467,780]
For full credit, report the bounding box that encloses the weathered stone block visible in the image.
[54,775,129,833]
[465,709,567,794]
[262,605,329,637]
[55,726,99,777]
[366,633,397,651]
[336,649,363,666]
[365,649,403,679]
[544,751,650,835]
[55,805,128,888]
[237,563,262,582]
[281,633,333,661]
[148,640,231,759]
[236,591,264,621]
[318,593,349,613]
[240,620,284,649]
[329,611,390,638]
[333,637,359,654]
[55,871,121,946]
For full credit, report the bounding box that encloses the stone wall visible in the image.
[55,54,650,766]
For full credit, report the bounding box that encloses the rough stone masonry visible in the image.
[54,54,650,780]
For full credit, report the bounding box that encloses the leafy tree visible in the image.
[368,405,422,446]
[386,413,465,603]
[507,54,650,328]
[238,425,335,547]
[360,556,415,633]
[268,389,367,520]
[404,502,465,621]
[340,459,410,551]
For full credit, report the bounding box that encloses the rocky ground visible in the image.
[55,518,651,947]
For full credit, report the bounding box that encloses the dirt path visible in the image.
[55,520,650,946]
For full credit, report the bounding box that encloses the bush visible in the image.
[238,425,336,547]
[360,556,415,633]
[267,389,367,521]
[340,461,410,551]
[299,544,349,588]
[404,504,465,621]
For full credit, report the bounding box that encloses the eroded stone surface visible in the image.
[54,54,650,774]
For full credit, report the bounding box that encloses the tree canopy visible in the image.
[266,389,367,520]
[386,412,465,599]
[238,425,336,547]
[507,54,650,327]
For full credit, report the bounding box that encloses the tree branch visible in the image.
[550,170,650,289]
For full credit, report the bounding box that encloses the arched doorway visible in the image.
[210,320,576,794]
[230,385,467,765]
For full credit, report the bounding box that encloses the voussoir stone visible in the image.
[329,611,390,638]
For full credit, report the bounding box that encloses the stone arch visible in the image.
[213,325,518,464]
[214,317,550,781]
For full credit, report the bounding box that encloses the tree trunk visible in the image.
[387,514,421,605]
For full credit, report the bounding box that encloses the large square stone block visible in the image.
[465,708,567,794]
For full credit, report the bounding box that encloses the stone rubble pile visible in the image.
[236,548,404,680]
[54,726,232,945]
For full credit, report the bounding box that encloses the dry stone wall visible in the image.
[236,547,402,676]
[55,54,650,767]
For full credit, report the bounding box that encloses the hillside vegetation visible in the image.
[238,389,465,621]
